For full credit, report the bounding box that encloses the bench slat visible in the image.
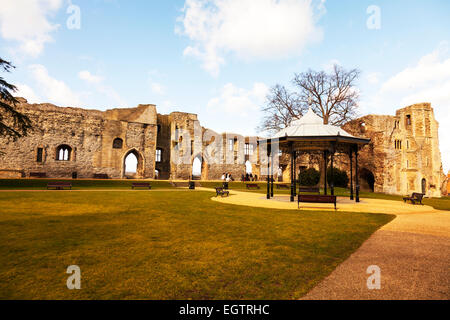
[215,187,229,197]
[298,194,336,210]
[47,182,72,190]
[131,182,151,189]
[403,192,424,205]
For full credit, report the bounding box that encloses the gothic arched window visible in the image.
[56,145,72,161]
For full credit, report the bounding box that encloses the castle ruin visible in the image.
[0,98,446,197]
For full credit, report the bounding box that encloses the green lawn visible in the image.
[1,179,448,210]
[201,181,402,199]
[0,190,394,299]
[0,179,173,190]
[423,196,450,211]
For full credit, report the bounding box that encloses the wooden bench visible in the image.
[276,184,290,189]
[30,172,46,178]
[93,173,109,179]
[298,187,320,194]
[246,183,260,190]
[298,194,337,210]
[215,187,229,197]
[403,192,424,205]
[47,181,72,190]
[131,182,151,189]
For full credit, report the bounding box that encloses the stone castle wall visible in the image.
[443,173,450,195]
[0,99,445,197]
[0,98,157,179]
[342,103,445,198]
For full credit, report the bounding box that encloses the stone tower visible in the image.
[343,103,445,197]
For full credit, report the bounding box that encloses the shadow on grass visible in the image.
[0,190,395,299]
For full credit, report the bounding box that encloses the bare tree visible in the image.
[257,85,307,134]
[258,65,360,134]
[293,64,360,125]
[0,58,32,139]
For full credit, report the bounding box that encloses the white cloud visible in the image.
[29,64,81,106]
[0,0,63,57]
[97,85,127,107]
[204,82,268,135]
[78,70,103,84]
[366,72,381,85]
[157,100,178,114]
[150,82,165,95]
[78,69,127,107]
[380,42,450,96]
[177,0,323,76]
[15,83,42,104]
[322,58,340,72]
[207,82,268,116]
[147,70,166,95]
[363,41,450,173]
[317,0,326,13]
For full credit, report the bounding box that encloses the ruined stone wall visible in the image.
[205,132,250,180]
[342,103,444,197]
[158,110,262,180]
[166,112,201,180]
[0,99,157,179]
[272,103,444,197]
[1,99,443,197]
[443,173,449,196]
[155,114,171,180]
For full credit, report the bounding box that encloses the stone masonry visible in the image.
[0,99,446,197]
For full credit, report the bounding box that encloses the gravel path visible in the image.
[209,188,450,299]
[302,210,450,299]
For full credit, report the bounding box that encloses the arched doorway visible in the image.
[360,168,375,192]
[422,178,426,194]
[245,160,252,174]
[123,149,143,179]
[192,156,202,180]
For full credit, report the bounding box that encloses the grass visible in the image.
[201,181,450,210]
[0,190,394,300]
[423,196,450,211]
[201,181,401,199]
[0,179,173,190]
[1,179,448,210]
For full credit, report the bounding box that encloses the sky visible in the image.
[0,0,449,172]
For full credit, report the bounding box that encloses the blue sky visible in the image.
[0,0,449,172]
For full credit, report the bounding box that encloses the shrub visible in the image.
[327,167,349,188]
[298,168,320,186]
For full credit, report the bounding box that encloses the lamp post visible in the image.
[266,141,271,200]
[349,149,354,200]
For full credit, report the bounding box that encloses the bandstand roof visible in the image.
[259,109,370,152]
